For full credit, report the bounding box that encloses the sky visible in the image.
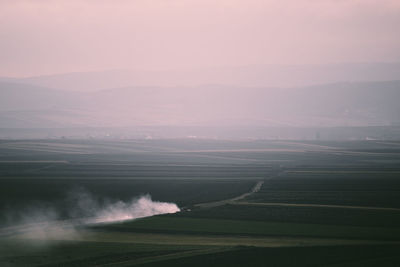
[0,0,400,77]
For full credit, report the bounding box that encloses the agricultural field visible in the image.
[1,139,400,266]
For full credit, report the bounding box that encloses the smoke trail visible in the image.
[66,188,180,224]
[1,189,180,242]
[88,195,180,224]
[0,205,80,243]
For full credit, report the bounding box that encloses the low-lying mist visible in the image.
[0,188,180,242]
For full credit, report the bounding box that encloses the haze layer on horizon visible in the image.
[1,0,400,78]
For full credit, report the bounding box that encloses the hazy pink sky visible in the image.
[1,0,399,76]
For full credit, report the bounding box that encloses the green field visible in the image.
[1,139,400,266]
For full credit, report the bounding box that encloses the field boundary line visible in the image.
[98,247,235,266]
[233,202,400,212]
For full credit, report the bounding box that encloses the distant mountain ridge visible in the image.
[7,62,400,91]
[1,79,399,129]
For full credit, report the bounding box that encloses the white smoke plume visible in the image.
[0,189,180,242]
[65,188,180,224]
[88,195,180,224]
